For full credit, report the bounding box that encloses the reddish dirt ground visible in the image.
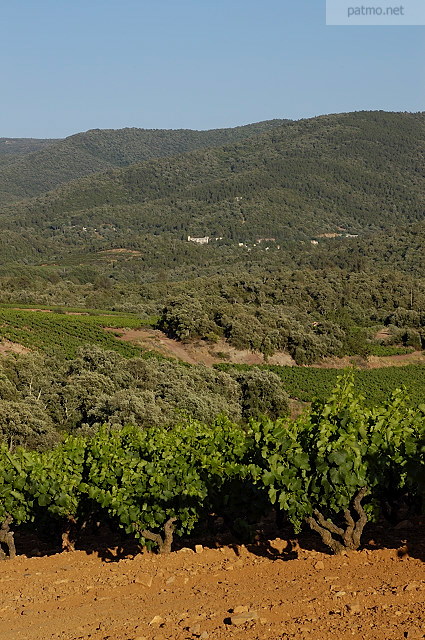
[105,327,296,367]
[306,352,425,370]
[105,327,425,370]
[0,339,30,355]
[1,535,424,640]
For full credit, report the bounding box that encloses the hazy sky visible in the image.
[1,0,424,137]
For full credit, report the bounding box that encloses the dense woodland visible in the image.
[0,346,289,450]
[156,268,425,363]
[0,120,288,202]
[0,264,423,365]
[0,112,422,268]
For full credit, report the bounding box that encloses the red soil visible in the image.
[1,533,424,640]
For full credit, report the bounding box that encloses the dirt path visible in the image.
[307,352,425,370]
[1,540,424,640]
[105,327,296,367]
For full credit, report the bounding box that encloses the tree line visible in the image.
[0,346,289,450]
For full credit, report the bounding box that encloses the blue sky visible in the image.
[1,0,424,137]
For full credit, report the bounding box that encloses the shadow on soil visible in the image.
[9,514,425,564]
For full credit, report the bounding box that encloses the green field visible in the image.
[216,363,425,407]
[0,307,156,358]
[366,345,415,357]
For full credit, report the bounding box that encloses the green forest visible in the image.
[0,112,423,271]
[0,119,289,202]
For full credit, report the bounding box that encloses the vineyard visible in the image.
[367,344,415,357]
[1,377,424,560]
[216,363,425,407]
[0,307,153,358]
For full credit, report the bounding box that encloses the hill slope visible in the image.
[0,111,423,275]
[0,120,289,203]
[0,137,57,161]
[305,220,425,276]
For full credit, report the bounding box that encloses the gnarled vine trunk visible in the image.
[0,515,16,560]
[306,487,368,554]
[134,517,177,554]
[61,516,78,552]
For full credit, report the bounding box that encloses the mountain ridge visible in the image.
[0,119,291,203]
[0,110,423,281]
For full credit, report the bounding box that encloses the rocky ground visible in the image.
[1,530,424,640]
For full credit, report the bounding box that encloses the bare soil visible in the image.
[105,327,296,367]
[1,533,424,640]
[0,339,30,355]
[375,328,392,341]
[98,248,142,255]
[307,352,425,370]
[12,308,53,313]
[107,326,425,370]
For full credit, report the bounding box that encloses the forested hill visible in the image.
[0,110,423,272]
[0,119,289,203]
[0,137,58,161]
[302,221,425,277]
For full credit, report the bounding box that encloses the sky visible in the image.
[1,0,424,138]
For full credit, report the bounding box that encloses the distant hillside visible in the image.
[305,221,425,277]
[0,137,57,157]
[0,110,423,277]
[0,138,58,177]
[0,120,290,203]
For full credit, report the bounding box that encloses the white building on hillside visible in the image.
[188,235,210,245]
